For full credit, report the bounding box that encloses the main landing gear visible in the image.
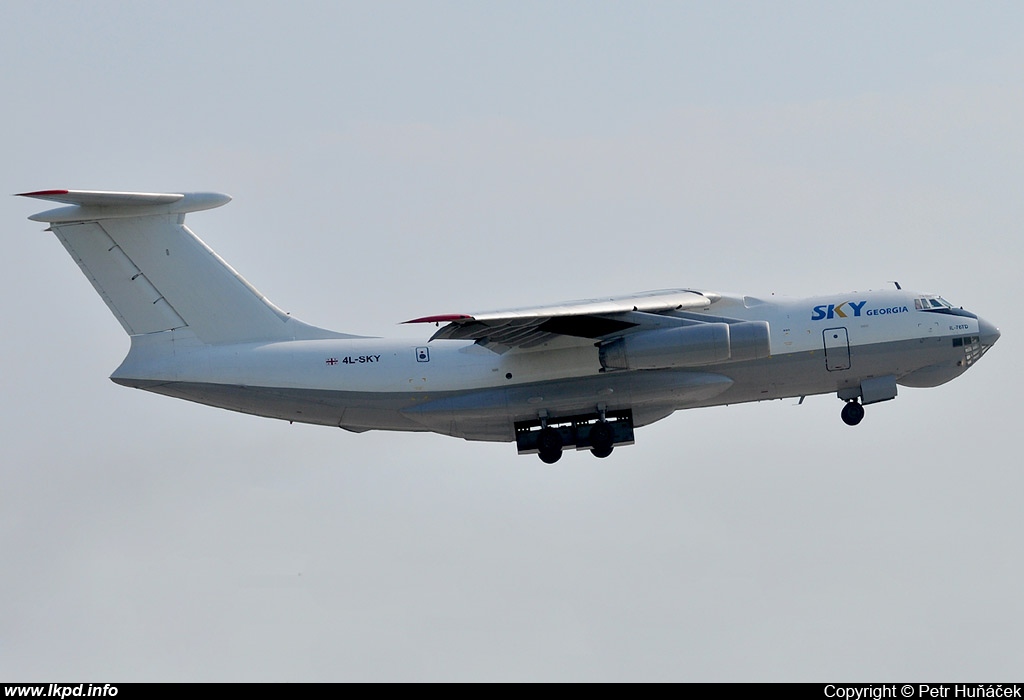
[841,400,865,426]
[515,409,635,463]
[537,427,563,464]
[588,420,614,459]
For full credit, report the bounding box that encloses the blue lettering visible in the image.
[866,306,909,317]
[813,300,906,321]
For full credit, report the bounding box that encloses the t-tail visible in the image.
[19,189,355,349]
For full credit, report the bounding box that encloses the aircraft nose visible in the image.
[978,316,1001,350]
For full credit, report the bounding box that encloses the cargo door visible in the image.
[823,327,851,371]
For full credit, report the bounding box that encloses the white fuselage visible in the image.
[21,190,1000,458]
[111,288,996,442]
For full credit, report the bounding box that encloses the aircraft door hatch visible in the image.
[823,327,851,371]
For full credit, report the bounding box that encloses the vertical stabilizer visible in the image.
[20,190,355,344]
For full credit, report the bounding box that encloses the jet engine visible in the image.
[598,321,770,371]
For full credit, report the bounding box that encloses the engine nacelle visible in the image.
[599,321,770,370]
[727,320,772,363]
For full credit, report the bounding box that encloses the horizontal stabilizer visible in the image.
[19,189,232,223]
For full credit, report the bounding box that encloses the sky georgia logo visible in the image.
[811,300,910,321]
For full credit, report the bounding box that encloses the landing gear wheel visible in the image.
[589,421,614,459]
[537,427,563,464]
[841,401,865,426]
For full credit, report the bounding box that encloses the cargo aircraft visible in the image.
[20,189,1001,463]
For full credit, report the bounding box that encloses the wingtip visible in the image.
[16,189,70,198]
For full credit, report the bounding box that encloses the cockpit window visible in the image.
[916,296,955,310]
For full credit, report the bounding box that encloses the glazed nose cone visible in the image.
[978,317,1000,352]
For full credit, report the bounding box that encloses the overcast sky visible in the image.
[2,1,1022,681]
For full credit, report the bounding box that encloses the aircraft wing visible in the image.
[404,288,720,352]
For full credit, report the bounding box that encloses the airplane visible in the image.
[19,189,1001,463]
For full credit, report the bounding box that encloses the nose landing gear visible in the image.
[837,375,896,426]
[841,400,865,426]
